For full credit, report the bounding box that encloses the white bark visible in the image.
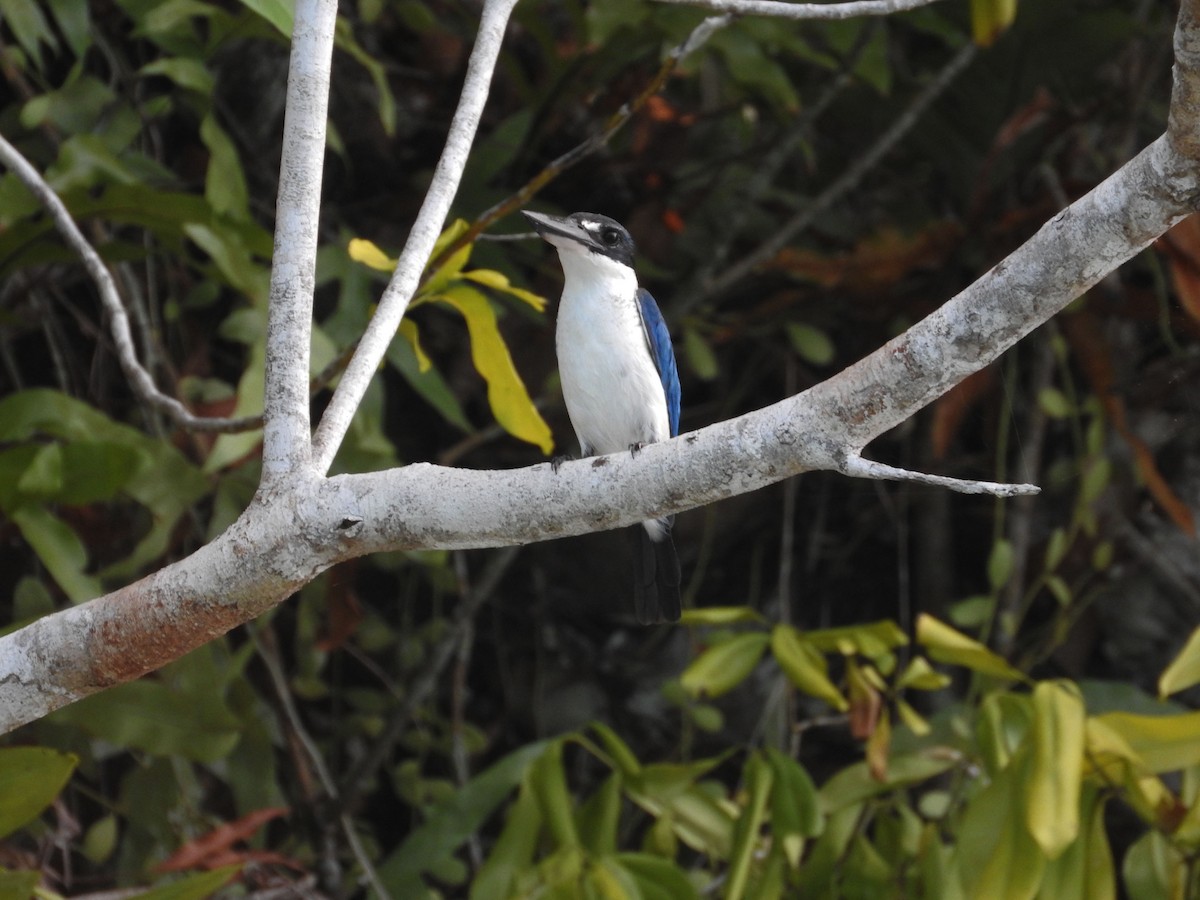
[261,0,339,480]
[2,0,1199,733]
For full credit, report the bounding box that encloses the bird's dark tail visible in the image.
[630,520,681,625]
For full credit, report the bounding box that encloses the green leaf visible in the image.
[1080,458,1111,506]
[1043,527,1068,571]
[1159,627,1200,698]
[764,746,823,867]
[916,614,1025,681]
[0,869,39,898]
[1025,681,1085,858]
[770,624,849,710]
[139,57,214,94]
[530,740,579,848]
[135,866,242,900]
[0,747,77,839]
[387,325,473,434]
[200,115,249,219]
[589,721,642,777]
[576,773,621,857]
[820,750,960,814]
[680,632,769,698]
[434,286,554,453]
[683,327,719,381]
[378,742,547,892]
[470,783,542,900]
[987,538,1014,591]
[234,0,292,35]
[0,389,209,575]
[11,505,104,602]
[614,853,700,900]
[955,752,1046,899]
[46,0,91,57]
[787,322,836,366]
[0,0,58,68]
[725,753,773,900]
[1122,830,1185,900]
[896,656,952,692]
[1036,787,1115,900]
[47,680,242,763]
[1037,387,1072,419]
[679,606,766,626]
[970,0,1018,47]
[804,619,908,666]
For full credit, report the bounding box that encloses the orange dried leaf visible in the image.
[155,807,289,873]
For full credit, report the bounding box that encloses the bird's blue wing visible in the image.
[637,288,680,438]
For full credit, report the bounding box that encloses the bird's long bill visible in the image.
[523,210,601,253]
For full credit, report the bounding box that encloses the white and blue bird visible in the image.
[524,210,682,624]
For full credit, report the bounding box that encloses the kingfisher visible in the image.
[523,210,682,624]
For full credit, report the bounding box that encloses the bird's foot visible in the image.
[551,454,573,473]
[628,441,646,458]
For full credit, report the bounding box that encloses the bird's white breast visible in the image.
[554,250,669,456]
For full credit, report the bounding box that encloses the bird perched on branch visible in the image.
[523,210,682,624]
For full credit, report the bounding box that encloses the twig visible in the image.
[840,455,1039,497]
[311,0,521,474]
[0,133,259,433]
[685,40,978,310]
[427,14,733,273]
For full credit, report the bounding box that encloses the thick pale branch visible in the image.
[653,0,946,19]
[261,0,338,480]
[5,0,1200,737]
[310,0,520,474]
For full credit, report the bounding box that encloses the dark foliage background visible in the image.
[1,0,1198,897]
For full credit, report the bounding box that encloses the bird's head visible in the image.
[523,211,636,268]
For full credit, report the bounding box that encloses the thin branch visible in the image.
[839,456,1038,497]
[0,133,259,433]
[261,0,339,481]
[311,0,521,474]
[654,0,946,17]
[428,14,733,271]
[686,40,977,310]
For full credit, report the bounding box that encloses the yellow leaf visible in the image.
[348,237,396,272]
[464,269,547,312]
[1083,718,1172,824]
[398,319,430,373]
[1092,710,1200,774]
[1159,627,1200,698]
[433,286,554,454]
[916,614,1024,681]
[1024,681,1085,858]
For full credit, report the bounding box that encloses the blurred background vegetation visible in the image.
[2,0,1200,897]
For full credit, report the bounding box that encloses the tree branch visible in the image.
[653,0,947,19]
[261,0,339,481]
[4,0,1200,739]
[0,133,259,434]
[310,0,520,474]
